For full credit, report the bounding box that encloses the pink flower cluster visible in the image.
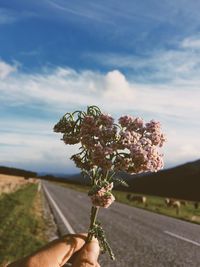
[77,114,117,170]
[118,130,141,148]
[80,115,117,148]
[54,107,166,209]
[129,143,164,172]
[145,120,166,147]
[90,183,115,208]
[98,114,114,127]
[54,117,80,144]
[54,109,166,175]
[119,116,144,130]
[113,116,166,173]
[91,144,113,170]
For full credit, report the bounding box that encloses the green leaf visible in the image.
[112,177,129,187]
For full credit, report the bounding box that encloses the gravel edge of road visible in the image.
[41,186,59,241]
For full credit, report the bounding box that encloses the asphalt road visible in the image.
[43,182,200,267]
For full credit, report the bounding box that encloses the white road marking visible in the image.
[43,183,75,234]
[164,231,200,247]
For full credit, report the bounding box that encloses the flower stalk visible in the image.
[87,206,99,242]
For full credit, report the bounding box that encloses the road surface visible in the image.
[43,181,200,267]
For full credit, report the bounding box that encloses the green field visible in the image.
[55,181,200,225]
[0,184,47,265]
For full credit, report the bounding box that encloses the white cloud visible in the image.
[0,122,78,173]
[162,127,200,167]
[1,57,200,172]
[86,34,200,84]
[181,35,200,49]
[0,61,17,79]
[0,66,136,112]
[1,62,200,121]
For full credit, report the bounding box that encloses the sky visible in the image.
[0,0,200,174]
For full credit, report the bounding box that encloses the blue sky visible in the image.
[0,0,200,173]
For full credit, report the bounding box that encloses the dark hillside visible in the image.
[128,159,200,201]
[0,166,37,178]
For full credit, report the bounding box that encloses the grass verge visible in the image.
[0,184,47,265]
[54,181,200,225]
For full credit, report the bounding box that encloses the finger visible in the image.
[58,233,88,265]
[72,239,100,267]
[96,262,101,267]
[7,233,87,267]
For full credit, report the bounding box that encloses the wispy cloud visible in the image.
[0,127,77,173]
[0,8,18,24]
[47,0,114,24]
[1,63,199,121]
[43,0,200,53]
[181,35,200,49]
[0,8,36,25]
[1,59,200,171]
[86,34,200,83]
[0,117,78,172]
[0,67,136,112]
[1,1,200,173]
[0,60,18,79]
[46,0,200,27]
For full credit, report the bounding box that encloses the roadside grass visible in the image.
[0,184,47,265]
[113,190,200,224]
[54,181,200,225]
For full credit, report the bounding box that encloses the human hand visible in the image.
[7,233,100,267]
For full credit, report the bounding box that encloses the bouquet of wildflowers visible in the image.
[54,105,166,260]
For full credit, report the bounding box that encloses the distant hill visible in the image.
[0,166,37,178]
[55,160,200,201]
[38,172,72,178]
[1,159,199,201]
[65,173,90,184]
[128,159,200,201]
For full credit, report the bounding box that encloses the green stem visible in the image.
[86,206,99,242]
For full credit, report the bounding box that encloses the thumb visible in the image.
[72,239,100,267]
